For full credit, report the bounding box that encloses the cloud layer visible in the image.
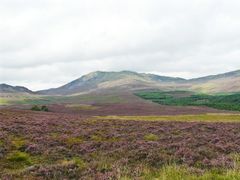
[1,0,240,90]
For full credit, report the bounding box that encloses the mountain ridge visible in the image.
[37,70,187,95]
[1,69,240,94]
[189,69,240,82]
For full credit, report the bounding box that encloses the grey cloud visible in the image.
[1,0,240,90]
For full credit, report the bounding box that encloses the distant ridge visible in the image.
[189,70,240,82]
[0,84,33,94]
[188,69,240,93]
[2,69,240,95]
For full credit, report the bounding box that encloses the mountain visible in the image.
[3,69,240,95]
[38,71,186,95]
[0,84,33,94]
[189,70,240,93]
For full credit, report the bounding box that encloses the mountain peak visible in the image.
[82,71,105,80]
[38,71,185,95]
[34,69,240,95]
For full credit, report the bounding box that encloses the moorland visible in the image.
[0,70,240,179]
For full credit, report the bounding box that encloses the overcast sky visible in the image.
[1,0,240,90]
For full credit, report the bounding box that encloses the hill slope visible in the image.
[189,70,240,93]
[0,84,33,94]
[38,71,186,95]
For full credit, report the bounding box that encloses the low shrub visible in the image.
[41,105,49,112]
[31,105,49,112]
[31,105,41,111]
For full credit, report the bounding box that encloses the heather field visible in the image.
[2,0,240,179]
[0,108,240,179]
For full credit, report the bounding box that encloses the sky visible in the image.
[1,0,240,90]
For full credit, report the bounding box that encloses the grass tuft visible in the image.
[144,134,159,141]
[65,137,83,146]
[0,140,4,146]
[7,151,32,165]
[59,157,86,169]
[11,137,27,149]
[73,157,86,169]
[138,164,240,180]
